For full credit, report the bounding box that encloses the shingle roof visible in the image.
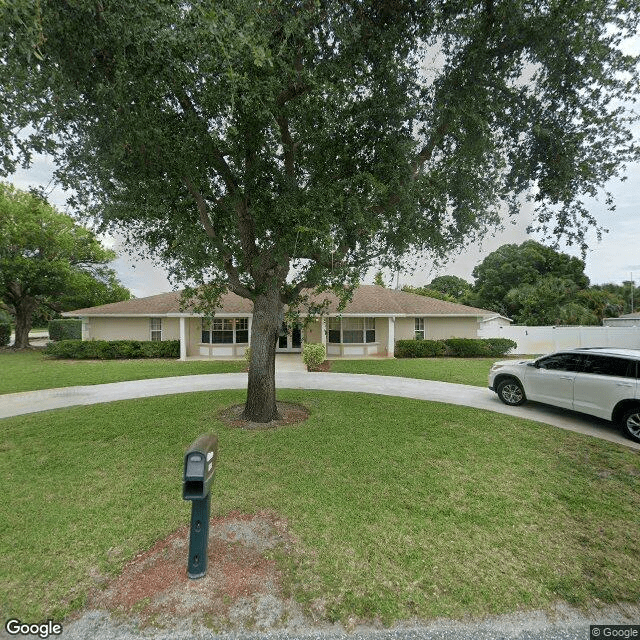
[65,285,492,318]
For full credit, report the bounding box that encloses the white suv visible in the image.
[489,348,640,443]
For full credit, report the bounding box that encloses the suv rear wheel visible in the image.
[496,378,526,406]
[621,407,640,443]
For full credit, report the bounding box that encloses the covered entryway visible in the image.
[276,322,302,352]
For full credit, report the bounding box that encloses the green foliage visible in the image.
[0,322,10,346]
[1,2,638,302]
[428,276,472,301]
[43,340,179,360]
[469,241,602,324]
[443,338,517,357]
[48,319,82,341]
[0,183,129,347]
[373,271,387,288]
[395,339,448,358]
[302,343,327,370]
[395,338,516,358]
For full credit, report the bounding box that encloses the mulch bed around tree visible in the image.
[218,402,310,430]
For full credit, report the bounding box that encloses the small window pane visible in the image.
[150,318,162,342]
[235,330,249,344]
[212,331,233,344]
[328,330,341,344]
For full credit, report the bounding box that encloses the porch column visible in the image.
[248,316,253,345]
[179,316,187,361]
[321,317,326,346]
[387,316,395,358]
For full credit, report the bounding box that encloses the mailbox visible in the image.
[183,434,218,500]
[182,433,218,579]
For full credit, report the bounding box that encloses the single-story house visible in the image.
[603,312,640,327]
[63,285,497,360]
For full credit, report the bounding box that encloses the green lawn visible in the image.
[329,357,517,387]
[1,390,638,626]
[0,350,246,395]
[0,350,522,395]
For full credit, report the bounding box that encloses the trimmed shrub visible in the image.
[48,319,82,341]
[395,339,447,358]
[0,322,11,347]
[302,343,327,370]
[395,337,516,358]
[444,338,517,357]
[44,339,180,359]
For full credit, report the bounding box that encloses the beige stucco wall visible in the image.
[305,318,323,344]
[425,316,479,339]
[394,317,415,342]
[84,313,480,357]
[86,316,179,341]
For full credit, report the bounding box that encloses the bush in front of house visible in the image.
[394,339,448,358]
[395,338,516,358]
[0,322,11,346]
[44,339,180,359]
[48,319,82,341]
[302,343,327,370]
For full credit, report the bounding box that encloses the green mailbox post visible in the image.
[183,433,218,579]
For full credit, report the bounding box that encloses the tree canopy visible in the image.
[1,0,638,418]
[0,183,130,347]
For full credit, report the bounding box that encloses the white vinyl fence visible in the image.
[478,325,640,355]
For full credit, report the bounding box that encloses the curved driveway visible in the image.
[1,371,638,450]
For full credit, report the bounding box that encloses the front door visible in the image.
[276,323,302,352]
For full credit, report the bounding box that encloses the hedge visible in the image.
[43,340,180,359]
[395,338,516,358]
[48,319,82,341]
[0,322,10,347]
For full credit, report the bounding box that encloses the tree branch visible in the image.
[175,88,240,194]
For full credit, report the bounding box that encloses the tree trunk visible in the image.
[12,297,36,349]
[243,288,283,422]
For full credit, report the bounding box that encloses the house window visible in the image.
[415,318,425,340]
[150,318,162,342]
[235,318,249,344]
[328,317,376,343]
[201,318,249,344]
[328,318,341,344]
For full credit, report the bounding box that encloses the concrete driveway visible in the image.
[1,371,638,450]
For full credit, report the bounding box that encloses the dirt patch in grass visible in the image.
[87,512,309,631]
[307,360,332,372]
[218,401,310,430]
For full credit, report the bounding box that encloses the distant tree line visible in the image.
[398,241,636,326]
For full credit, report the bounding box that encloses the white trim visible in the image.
[388,317,395,358]
[179,317,187,361]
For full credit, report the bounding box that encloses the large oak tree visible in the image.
[1,0,638,420]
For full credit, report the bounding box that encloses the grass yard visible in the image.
[1,390,638,626]
[0,350,246,395]
[329,357,515,387]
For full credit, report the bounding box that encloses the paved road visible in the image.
[1,371,637,450]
